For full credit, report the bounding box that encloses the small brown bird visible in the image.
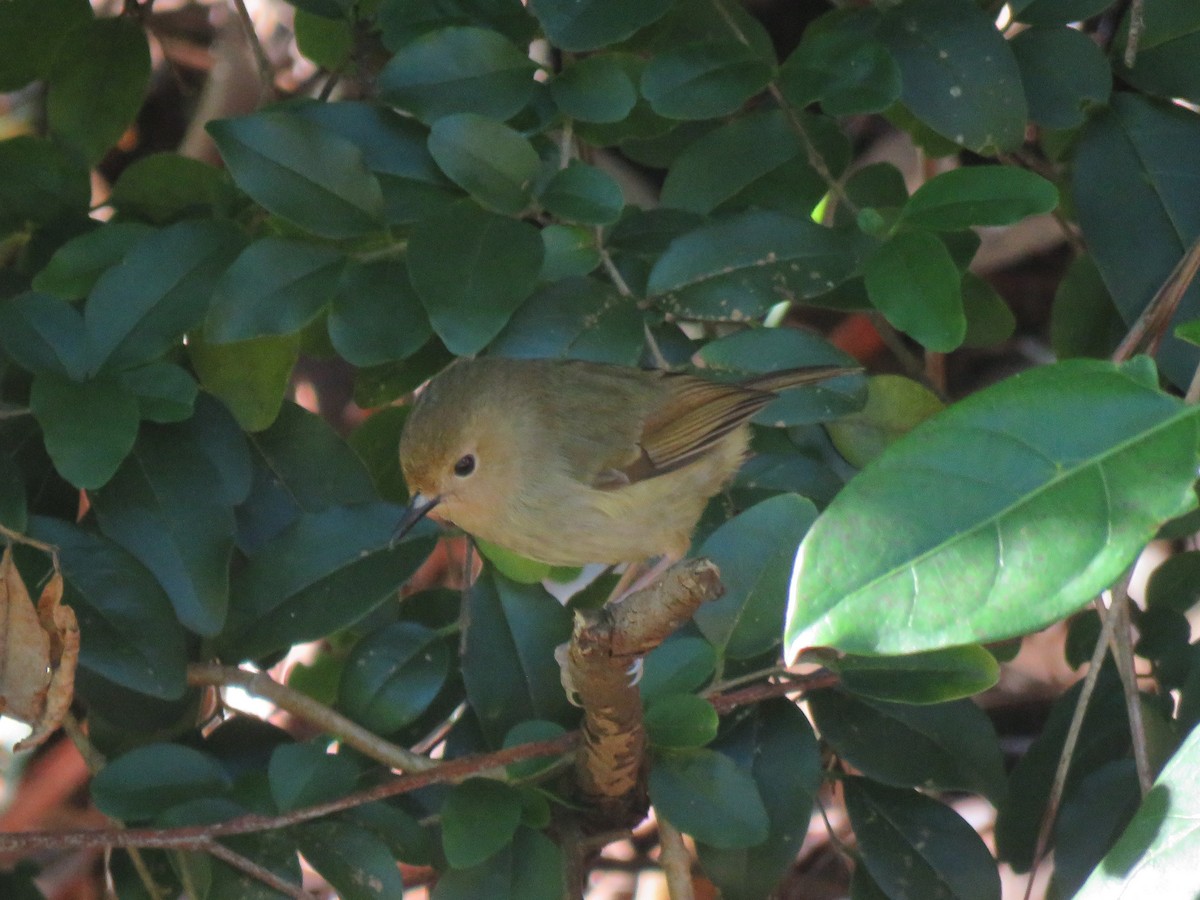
[394,356,855,569]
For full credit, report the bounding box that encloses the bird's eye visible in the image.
[453,454,476,477]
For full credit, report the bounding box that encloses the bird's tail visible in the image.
[741,364,860,395]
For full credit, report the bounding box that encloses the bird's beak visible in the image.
[392,492,440,546]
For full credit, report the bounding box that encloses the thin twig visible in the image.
[1108,582,1153,795]
[1111,233,1200,362]
[204,839,308,898]
[187,664,437,773]
[230,0,274,103]
[61,711,106,774]
[1124,0,1145,68]
[657,816,696,900]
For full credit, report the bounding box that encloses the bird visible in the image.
[393,356,855,573]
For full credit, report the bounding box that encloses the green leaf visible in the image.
[120,361,198,424]
[84,219,247,374]
[647,211,860,321]
[845,777,1001,900]
[648,748,770,849]
[645,694,718,748]
[30,373,139,489]
[294,8,353,70]
[220,504,437,660]
[779,18,901,116]
[427,113,539,215]
[1050,760,1140,900]
[461,571,575,746]
[0,292,90,380]
[641,42,772,120]
[338,622,450,733]
[47,17,150,165]
[407,202,542,355]
[1051,254,1125,361]
[826,374,944,469]
[900,167,1058,231]
[32,223,154,300]
[329,259,431,367]
[347,406,411,504]
[1114,4,1200,103]
[810,690,1006,801]
[1073,94,1200,390]
[1012,0,1111,25]
[864,230,965,352]
[538,224,601,281]
[833,645,999,704]
[476,539,554,584]
[377,26,536,124]
[1011,26,1111,129]
[490,278,644,365]
[529,0,673,51]
[188,331,300,433]
[0,0,92,91]
[788,360,1200,657]
[433,826,564,900]
[208,111,384,239]
[0,454,27,535]
[538,161,623,225]
[550,55,638,123]
[0,136,90,234]
[206,238,345,343]
[91,743,231,822]
[696,700,821,900]
[1146,550,1200,613]
[90,423,235,636]
[640,636,717,704]
[28,517,188,698]
[295,820,405,900]
[109,153,234,225]
[877,0,1026,154]
[268,743,359,812]
[441,778,524,869]
[961,272,1016,348]
[695,327,865,427]
[693,495,817,660]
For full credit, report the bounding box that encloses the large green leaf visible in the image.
[295,820,405,900]
[0,292,90,380]
[109,152,234,225]
[1114,3,1200,103]
[268,743,359,812]
[899,167,1059,231]
[188,331,300,433]
[427,113,539,215]
[328,259,432,367]
[787,359,1200,657]
[1011,26,1111,130]
[29,373,139,489]
[877,0,1026,154]
[0,0,91,91]
[337,622,451,733]
[648,748,770,849]
[90,743,231,822]
[1073,94,1200,390]
[549,54,638,123]
[0,136,89,235]
[90,423,236,636]
[441,779,524,869]
[208,111,385,239]
[32,223,154,300]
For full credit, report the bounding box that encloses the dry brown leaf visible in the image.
[18,570,78,752]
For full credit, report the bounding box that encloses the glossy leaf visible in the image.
[338,622,450,733]
[91,743,231,822]
[427,114,539,214]
[826,374,943,469]
[377,26,536,123]
[549,55,638,123]
[208,111,385,239]
[864,230,965,352]
[90,423,235,636]
[832,645,1000,704]
[295,820,405,900]
[877,0,1026,154]
[641,42,772,120]
[441,779,524,869]
[899,167,1059,231]
[529,0,673,51]
[648,748,770,849]
[810,690,1006,802]
[32,223,154,300]
[845,777,1001,900]
[206,238,346,343]
[188,331,300,433]
[788,360,1200,657]
[328,259,431,367]
[29,373,139,489]
[433,826,564,900]
[408,202,542,355]
[1011,26,1111,129]
[647,211,860,321]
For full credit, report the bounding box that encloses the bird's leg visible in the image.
[605,553,679,605]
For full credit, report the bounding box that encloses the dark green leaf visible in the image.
[539,161,623,225]
[648,748,770,849]
[1073,94,1200,390]
[529,0,673,51]
[427,113,539,214]
[537,225,601,281]
[489,278,644,365]
[0,0,92,91]
[84,219,247,373]
[901,167,1058,231]
[294,8,353,70]
[647,211,860,321]
[877,0,1026,154]
[338,622,450,733]
[0,136,90,234]
[91,743,231,822]
[1114,4,1200,103]
[0,453,27,534]
[28,517,188,697]
[1050,760,1140,900]
[833,645,999,704]
[845,777,1001,900]
[329,259,431,367]
[295,820,405,900]
[206,238,345,343]
[645,694,718,748]
[408,202,542,355]
[268,743,359,812]
[433,826,564,900]
[1012,0,1111,25]
[30,372,139,489]
[0,292,89,380]
[640,636,717,703]
[641,42,772,120]
[347,406,410,504]
[864,230,965,352]
[1011,26,1111,129]
[461,571,575,746]
[1050,254,1125,360]
[32,223,154,300]
[109,153,234,225]
[788,360,1200,657]
[441,778,524,869]
[377,26,536,123]
[208,111,384,239]
[779,19,901,116]
[550,55,638,123]
[503,720,569,781]
[47,17,150,165]
[961,272,1016,348]
[810,690,1006,801]
[1146,550,1200,614]
[119,362,198,424]
[188,331,300,433]
[826,374,943,469]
